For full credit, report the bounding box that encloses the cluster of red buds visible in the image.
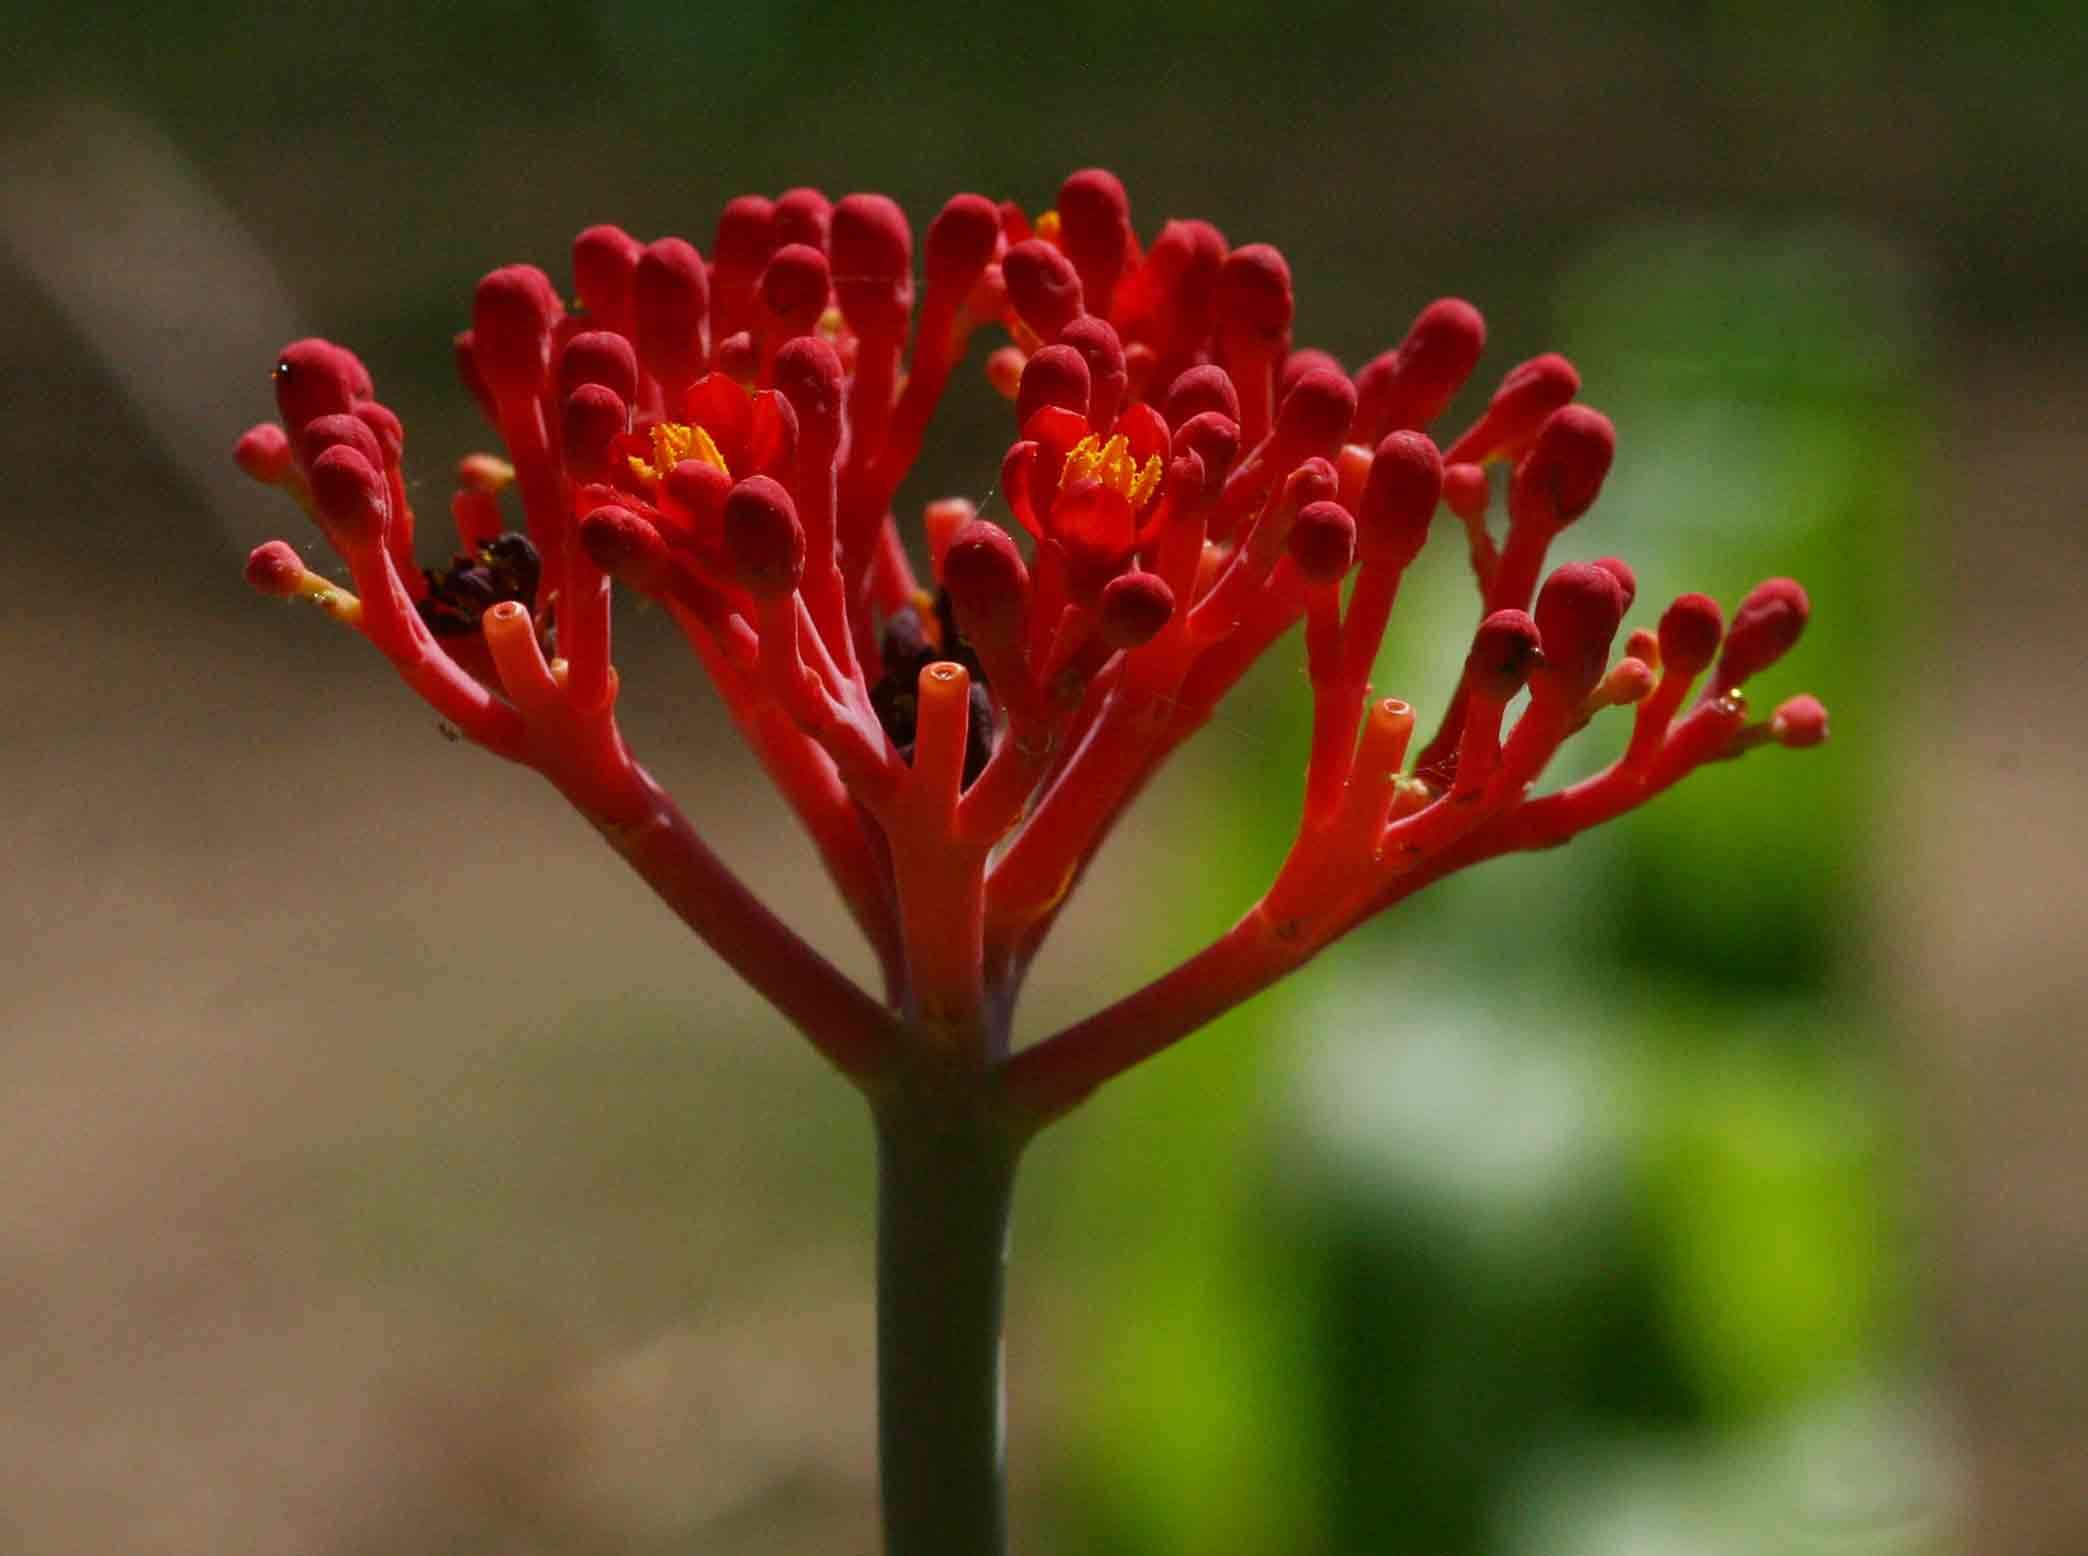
[236,171,1826,1125]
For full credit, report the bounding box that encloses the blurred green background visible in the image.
[4,2,2083,1552]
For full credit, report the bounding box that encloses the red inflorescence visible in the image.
[236,171,1828,1122]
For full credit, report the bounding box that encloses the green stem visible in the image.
[874,1087,1023,1556]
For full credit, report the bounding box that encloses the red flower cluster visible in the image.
[236,171,1825,1123]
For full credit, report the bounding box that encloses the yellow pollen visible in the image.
[628,422,728,484]
[1033,209,1062,244]
[1059,433,1163,510]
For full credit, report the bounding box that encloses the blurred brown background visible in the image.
[3,2,2084,1552]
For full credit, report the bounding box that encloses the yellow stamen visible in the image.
[1033,209,1062,244]
[628,422,728,484]
[1059,433,1163,510]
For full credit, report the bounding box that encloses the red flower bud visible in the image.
[635,237,710,387]
[1017,344,1090,427]
[1714,578,1810,693]
[1355,431,1444,567]
[1117,219,1226,366]
[244,539,306,596]
[1165,364,1240,430]
[943,519,1035,714]
[1447,351,1580,465]
[471,264,563,401]
[1056,167,1135,316]
[1002,240,1085,338]
[1281,457,1342,514]
[1465,608,1543,701]
[1353,297,1488,438]
[272,338,367,432]
[924,194,1001,295]
[1273,367,1357,455]
[1214,243,1293,349]
[711,197,777,340]
[308,443,387,546]
[301,412,385,475]
[1771,694,1829,748]
[233,422,293,484]
[562,384,627,484]
[761,243,831,336]
[353,402,404,466]
[1280,349,1347,403]
[1658,592,1725,676]
[723,475,806,597]
[1098,569,1175,648]
[1288,500,1358,584]
[1511,404,1616,525]
[715,196,777,273]
[1593,555,1636,611]
[1172,411,1242,491]
[942,519,1031,629]
[831,193,914,335]
[1057,316,1127,429]
[773,335,846,447]
[773,187,832,252]
[579,503,668,577]
[1601,658,1659,709]
[1441,461,1488,521]
[1497,352,1580,412]
[557,330,640,406]
[1533,562,1626,702]
[571,224,641,323]
[1166,451,1208,506]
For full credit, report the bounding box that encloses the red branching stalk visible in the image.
[235,174,1831,1111]
[236,169,1833,1554]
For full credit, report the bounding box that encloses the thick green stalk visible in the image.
[873,1085,1023,1556]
